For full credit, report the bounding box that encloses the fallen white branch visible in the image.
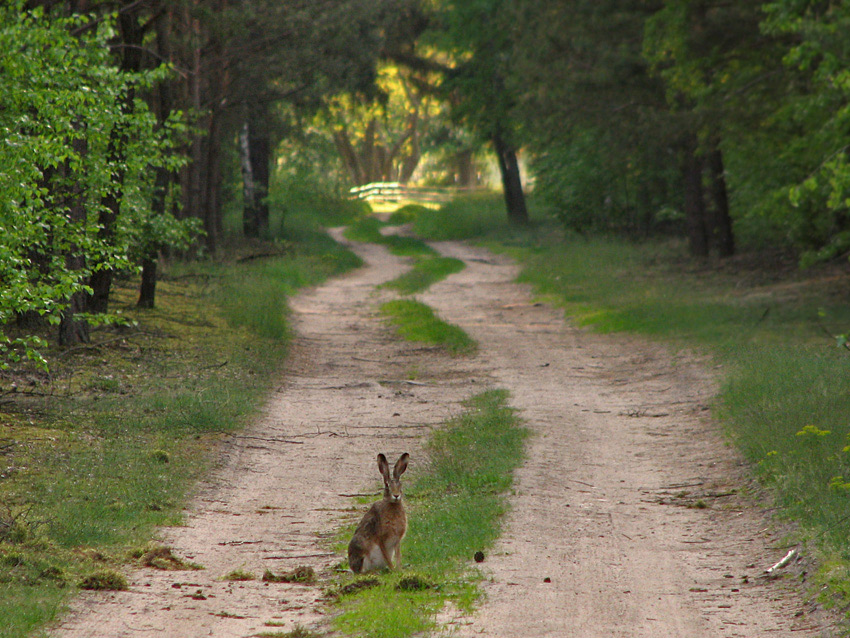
[765,548,797,575]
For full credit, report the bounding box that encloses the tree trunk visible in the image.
[88,7,145,314]
[492,133,529,225]
[59,133,90,345]
[239,116,271,238]
[250,118,270,236]
[60,270,90,345]
[682,137,709,258]
[181,12,203,224]
[333,128,364,185]
[240,121,258,237]
[136,8,176,308]
[706,143,735,257]
[200,110,223,253]
[399,126,420,183]
[362,119,379,183]
[454,149,476,186]
[137,256,158,309]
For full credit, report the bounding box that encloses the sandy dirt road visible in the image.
[50,231,838,637]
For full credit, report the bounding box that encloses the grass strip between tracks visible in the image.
[332,389,529,638]
[380,299,477,357]
[382,257,466,296]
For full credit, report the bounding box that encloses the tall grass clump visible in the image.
[405,390,529,567]
[334,390,528,638]
[217,218,362,342]
[719,346,850,549]
[411,193,513,241]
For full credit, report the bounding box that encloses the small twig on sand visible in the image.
[231,434,303,445]
[262,552,334,560]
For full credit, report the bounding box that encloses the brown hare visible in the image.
[347,452,409,573]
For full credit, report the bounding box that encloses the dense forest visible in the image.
[2,0,849,367]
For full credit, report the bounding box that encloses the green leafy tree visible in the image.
[423,0,530,224]
[0,3,192,363]
[212,0,406,238]
[509,0,674,236]
[320,63,443,187]
[643,0,780,257]
[758,0,850,264]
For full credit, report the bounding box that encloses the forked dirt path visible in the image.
[51,231,837,637]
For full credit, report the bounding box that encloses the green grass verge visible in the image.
[333,390,529,638]
[380,299,477,356]
[382,257,465,295]
[406,194,850,615]
[0,217,361,638]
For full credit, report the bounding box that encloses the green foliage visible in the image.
[215,217,362,341]
[387,204,430,225]
[222,569,255,581]
[411,193,523,241]
[508,1,677,237]
[410,0,850,259]
[334,584,439,638]
[720,347,850,551]
[343,217,387,243]
[407,391,528,566]
[380,300,477,356]
[0,3,195,367]
[751,0,850,263]
[79,570,128,591]
[270,132,369,234]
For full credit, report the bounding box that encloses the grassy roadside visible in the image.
[409,194,850,618]
[332,390,528,638]
[0,217,361,638]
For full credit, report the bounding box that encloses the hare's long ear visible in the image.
[394,453,410,478]
[377,453,390,480]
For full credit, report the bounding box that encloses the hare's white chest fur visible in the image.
[363,543,389,572]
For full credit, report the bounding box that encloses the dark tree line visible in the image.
[385,0,850,260]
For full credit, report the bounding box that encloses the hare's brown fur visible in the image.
[348,453,409,573]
